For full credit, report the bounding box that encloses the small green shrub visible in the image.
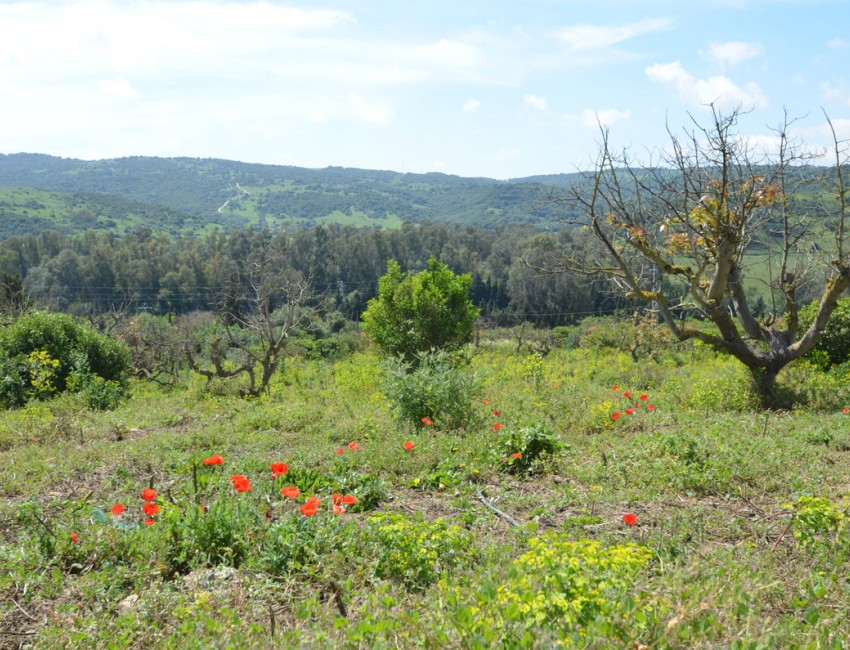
[262,512,361,576]
[799,298,850,368]
[789,495,846,550]
[369,513,475,591]
[382,351,480,431]
[0,311,129,408]
[495,423,561,475]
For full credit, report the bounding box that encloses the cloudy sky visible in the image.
[1,0,848,178]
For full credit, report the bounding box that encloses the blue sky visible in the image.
[0,0,847,178]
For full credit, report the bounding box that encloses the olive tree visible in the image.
[550,107,849,404]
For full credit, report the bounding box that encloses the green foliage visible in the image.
[158,501,254,575]
[382,351,480,431]
[800,298,850,368]
[369,513,475,591]
[789,495,847,550]
[494,423,561,475]
[496,536,652,627]
[361,258,479,364]
[0,311,129,408]
[262,512,361,576]
[446,535,654,644]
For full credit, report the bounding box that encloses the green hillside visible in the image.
[0,154,579,239]
[0,186,196,239]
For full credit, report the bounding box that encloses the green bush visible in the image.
[0,311,130,408]
[495,423,561,475]
[382,351,480,431]
[361,258,479,365]
[369,513,475,591]
[262,512,362,576]
[799,298,850,368]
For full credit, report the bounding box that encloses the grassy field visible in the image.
[2,335,850,648]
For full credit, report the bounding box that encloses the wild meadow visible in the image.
[2,321,850,649]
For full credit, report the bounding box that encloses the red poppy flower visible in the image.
[233,477,252,493]
[624,408,634,415]
[336,447,344,455]
[142,502,160,516]
[493,423,503,431]
[332,493,344,506]
[305,496,321,507]
[111,503,125,516]
[201,505,209,512]
[71,532,78,545]
[141,488,157,502]
[144,518,156,526]
[202,454,224,466]
[844,407,850,415]
[348,441,359,451]
[483,398,490,405]
[493,410,501,417]
[623,513,638,526]
[421,417,433,426]
[511,452,522,459]
[646,404,656,412]
[300,503,318,517]
[403,441,415,451]
[342,495,358,505]
[623,391,631,399]
[281,486,300,498]
[611,412,621,421]
[612,385,619,390]
[270,462,289,477]
[333,504,346,515]
[639,394,648,401]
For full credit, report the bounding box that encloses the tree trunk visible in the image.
[749,366,781,409]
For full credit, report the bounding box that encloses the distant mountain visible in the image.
[0,153,582,239]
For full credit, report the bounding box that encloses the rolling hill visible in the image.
[0,153,581,239]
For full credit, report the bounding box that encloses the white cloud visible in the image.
[552,18,670,51]
[827,38,848,50]
[347,93,395,125]
[524,94,548,111]
[463,99,482,113]
[99,78,138,99]
[822,82,850,106]
[645,61,768,110]
[705,41,764,66]
[491,148,521,161]
[580,108,631,127]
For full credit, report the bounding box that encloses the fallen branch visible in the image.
[476,490,519,527]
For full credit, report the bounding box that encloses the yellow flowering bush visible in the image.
[369,513,475,591]
[495,535,652,630]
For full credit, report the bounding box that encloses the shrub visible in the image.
[382,351,480,431]
[0,311,130,408]
[495,423,561,475]
[799,298,850,368]
[369,513,475,591]
[361,258,479,365]
[262,512,361,576]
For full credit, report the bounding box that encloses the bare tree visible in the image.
[185,246,312,397]
[550,107,849,404]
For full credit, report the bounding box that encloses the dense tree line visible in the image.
[0,223,624,326]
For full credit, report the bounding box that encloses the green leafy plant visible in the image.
[262,512,361,576]
[361,258,479,365]
[369,513,475,591]
[382,351,480,431]
[495,423,561,475]
[0,311,129,407]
